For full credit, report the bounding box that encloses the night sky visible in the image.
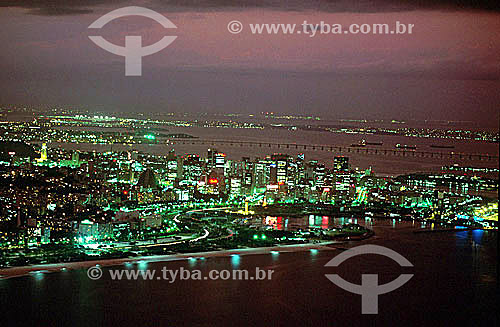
[1,0,499,124]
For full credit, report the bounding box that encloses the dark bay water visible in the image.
[1,219,497,326]
[49,125,499,176]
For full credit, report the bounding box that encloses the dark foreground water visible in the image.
[1,219,497,326]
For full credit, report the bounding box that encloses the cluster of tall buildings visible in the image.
[118,148,358,204]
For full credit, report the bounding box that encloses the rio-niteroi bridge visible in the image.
[170,139,498,162]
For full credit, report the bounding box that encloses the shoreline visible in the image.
[0,241,350,280]
[3,224,491,280]
[0,210,374,279]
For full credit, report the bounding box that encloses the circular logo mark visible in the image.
[227,20,243,34]
[87,266,103,280]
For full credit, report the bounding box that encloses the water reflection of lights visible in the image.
[472,229,484,245]
[30,270,47,280]
[188,257,197,267]
[230,254,240,267]
[136,260,148,269]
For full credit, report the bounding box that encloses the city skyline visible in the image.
[0,1,498,326]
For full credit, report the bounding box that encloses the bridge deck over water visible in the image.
[172,139,498,161]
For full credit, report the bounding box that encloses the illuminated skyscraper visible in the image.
[230,177,242,196]
[166,150,179,182]
[331,157,351,202]
[215,152,225,169]
[182,154,203,184]
[72,151,80,165]
[271,154,289,185]
[314,164,326,188]
[253,160,270,188]
[207,148,226,172]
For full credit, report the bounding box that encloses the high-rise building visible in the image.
[207,148,226,173]
[166,150,178,182]
[230,177,242,196]
[334,172,352,202]
[314,164,326,188]
[241,157,253,190]
[253,160,270,188]
[207,148,216,168]
[215,152,225,169]
[271,154,289,185]
[72,151,80,165]
[182,154,203,184]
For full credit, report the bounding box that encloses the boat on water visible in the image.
[350,140,383,147]
[395,144,417,150]
[430,144,455,149]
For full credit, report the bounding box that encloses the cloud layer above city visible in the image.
[0,0,499,124]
